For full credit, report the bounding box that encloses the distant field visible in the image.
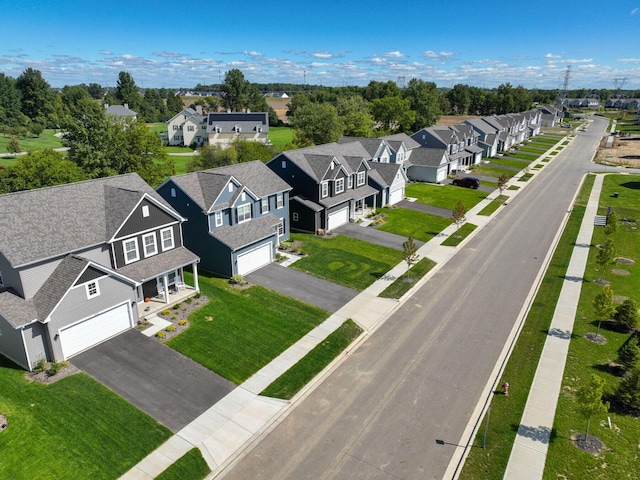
[0,129,63,153]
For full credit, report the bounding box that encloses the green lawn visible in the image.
[0,129,63,153]
[170,155,193,175]
[375,208,452,243]
[519,173,534,182]
[378,257,436,299]
[167,273,329,384]
[269,126,293,150]
[0,359,171,479]
[489,158,531,169]
[147,122,167,136]
[155,448,210,480]
[405,183,489,210]
[470,165,517,179]
[290,233,404,290]
[441,222,477,247]
[477,195,509,216]
[502,152,539,161]
[260,319,363,399]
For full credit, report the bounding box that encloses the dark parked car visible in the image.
[452,176,480,189]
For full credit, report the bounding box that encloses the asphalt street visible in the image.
[222,119,609,480]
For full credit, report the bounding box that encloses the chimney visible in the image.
[104,103,109,109]
[227,108,231,113]
[124,103,129,110]
[195,105,203,115]
[246,108,251,113]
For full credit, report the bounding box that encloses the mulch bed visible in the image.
[585,333,608,344]
[148,294,209,342]
[610,269,630,276]
[572,433,606,454]
[618,257,635,265]
[26,363,80,384]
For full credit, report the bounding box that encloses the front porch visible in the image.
[138,285,198,319]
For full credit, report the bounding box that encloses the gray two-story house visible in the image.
[157,161,291,277]
[0,174,200,370]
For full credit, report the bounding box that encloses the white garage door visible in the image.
[237,243,272,275]
[328,207,349,230]
[389,187,404,205]
[59,303,132,359]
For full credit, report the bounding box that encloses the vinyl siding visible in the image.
[114,198,178,240]
[0,317,31,369]
[22,322,51,368]
[113,223,182,268]
[0,253,23,297]
[19,258,62,299]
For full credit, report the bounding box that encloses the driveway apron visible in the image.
[72,329,235,432]
[246,263,358,313]
[334,222,424,250]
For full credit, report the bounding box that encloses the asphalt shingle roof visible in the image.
[116,247,200,282]
[210,214,281,250]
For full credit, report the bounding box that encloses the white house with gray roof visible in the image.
[166,107,207,146]
[157,160,291,277]
[206,112,269,147]
[0,174,200,370]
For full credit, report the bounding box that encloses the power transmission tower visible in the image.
[560,65,571,105]
[613,77,627,98]
[397,76,405,88]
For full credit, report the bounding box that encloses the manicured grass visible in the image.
[165,145,194,153]
[375,207,453,243]
[507,185,521,191]
[518,145,548,153]
[441,222,477,247]
[170,155,193,175]
[502,152,539,161]
[471,165,517,179]
[519,173,534,182]
[290,233,404,291]
[405,182,489,210]
[460,175,593,480]
[378,257,436,299]
[260,319,363,399]
[489,158,531,169]
[147,122,167,136]
[0,129,63,153]
[0,358,171,480]
[477,195,509,216]
[269,126,293,150]
[167,273,329,384]
[0,157,18,167]
[155,448,210,480]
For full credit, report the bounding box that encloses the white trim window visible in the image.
[348,175,353,189]
[261,197,269,214]
[214,211,223,227]
[357,171,366,186]
[292,212,299,222]
[85,281,100,299]
[278,219,284,236]
[276,192,284,209]
[142,233,157,257]
[321,181,329,198]
[123,238,139,264]
[335,178,345,194]
[161,227,175,251]
[236,204,252,223]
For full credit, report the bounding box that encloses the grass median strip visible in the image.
[478,195,509,216]
[378,257,436,299]
[155,448,210,480]
[441,223,477,247]
[260,319,363,400]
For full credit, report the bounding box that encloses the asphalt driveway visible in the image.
[246,263,358,313]
[397,199,452,218]
[72,329,235,432]
[334,222,424,250]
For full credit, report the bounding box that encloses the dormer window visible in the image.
[123,238,139,264]
[335,178,344,194]
[256,124,262,133]
[357,171,365,186]
[348,176,353,189]
[321,181,329,198]
[234,125,241,134]
[215,125,222,133]
[0,269,4,287]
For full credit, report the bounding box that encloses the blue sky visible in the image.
[2,0,639,90]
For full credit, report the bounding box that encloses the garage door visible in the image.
[59,303,132,359]
[328,207,349,230]
[237,243,272,275]
[389,187,404,205]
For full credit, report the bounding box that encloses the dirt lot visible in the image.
[597,134,640,168]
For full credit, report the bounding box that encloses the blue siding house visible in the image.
[157,161,292,277]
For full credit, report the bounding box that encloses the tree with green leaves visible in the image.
[290,102,343,146]
[336,95,374,138]
[404,78,441,130]
[165,92,184,116]
[6,136,20,155]
[576,374,609,441]
[452,201,467,230]
[86,82,105,99]
[234,140,274,163]
[497,173,509,194]
[221,69,252,112]
[596,238,617,282]
[0,149,87,194]
[604,210,618,237]
[362,80,401,102]
[593,285,616,338]
[187,144,238,172]
[115,71,141,111]
[0,73,22,127]
[15,68,53,123]
[615,365,640,411]
[614,299,639,332]
[617,336,640,371]
[447,84,471,115]
[370,96,415,134]
[402,236,419,280]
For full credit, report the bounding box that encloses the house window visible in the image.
[160,227,175,251]
[236,204,252,223]
[123,238,139,264]
[85,281,100,299]
[281,160,286,169]
[278,219,284,236]
[321,181,329,198]
[173,125,178,131]
[261,197,269,214]
[215,125,221,133]
[357,171,365,186]
[292,212,299,222]
[228,183,233,193]
[142,205,150,217]
[214,211,223,227]
[142,233,157,257]
[348,176,353,189]
[335,178,344,194]
[170,187,176,198]
[276,192,284,209]
[188,125,195,131]
[0,269,4,286]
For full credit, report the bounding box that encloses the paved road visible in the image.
[223,119,609,480]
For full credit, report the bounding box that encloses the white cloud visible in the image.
[243,50,263,57]
[631,7,638,14]
[545,53,562,59]
[384,51,407,58]
[423,50,458,61]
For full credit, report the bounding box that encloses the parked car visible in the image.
[452,177,480,189]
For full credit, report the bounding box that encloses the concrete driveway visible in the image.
[72,329,235,432]
[246,263,358,313]
[334,222,424,250]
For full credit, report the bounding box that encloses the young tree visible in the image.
[6,136,20,155]
[615,365,640,411]
[402,236,419,280]
[617,336,640,371]
[452,201,467,230]
[187,144,238,172]
[497,173,509,194]
[604,210,618,237]
[593,285,616,338]
[614,299,639,332]
[576,374,609,440]
[596,238,617,282]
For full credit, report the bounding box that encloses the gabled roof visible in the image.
[338,136,388,159]
[210,214,281,250]
[380,133,422,150]
[164,161,291,212]
[407,147,449,167]
[368,163,405,188]
[105,104,137,117]
[464,118,499,135]
[205,112,269,134]
[0,174,178,268]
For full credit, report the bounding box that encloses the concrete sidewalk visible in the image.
[502,174,604,479]
[121,136,566,480]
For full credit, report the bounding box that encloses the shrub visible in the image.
[34,357,47,374]
[279,240,292,250]
[618,336,640,370]
[179,319,187,326]
[48,361,67,376]
[165,325,176,333]
[230,274,246,285]
[173,302,181,310]
[615,366,640,411]
[161,309,171,316]
[615,299,639,331]
[185,297,192,304]
[195,292,202,299]
[156,331,166,339]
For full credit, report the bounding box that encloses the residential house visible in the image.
[367,162,408,207]
[450,123,484,165]
[412,126,476,170]
[167,107,207,147]
[157,161,291,277]
[464,118,500,158]
[268,143,378,233]
[206,112,269,147]
[538,105,564,127]
[0,174,200,370]
[105,103,137,121]
[405,147,454,183]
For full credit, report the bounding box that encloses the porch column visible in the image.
[163,274,170,304]
[192,262,199,292]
